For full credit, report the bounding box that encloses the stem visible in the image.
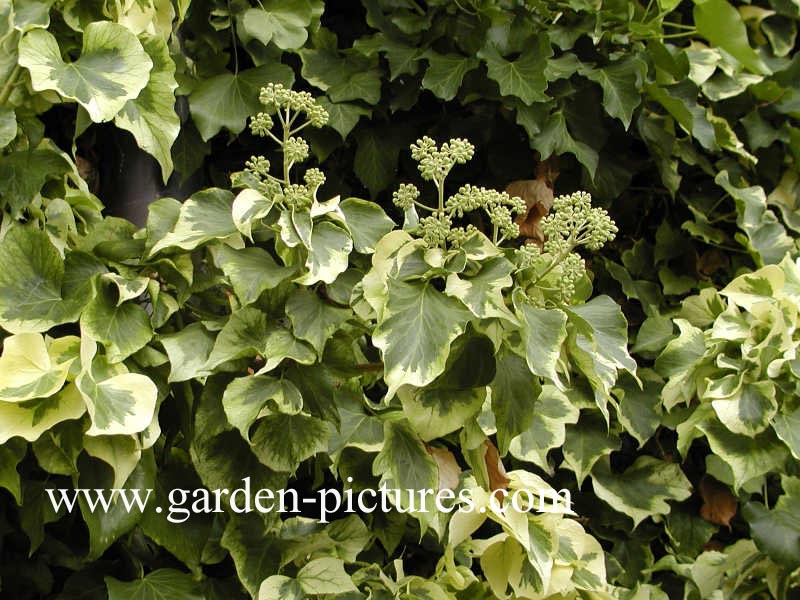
[282,107,291,184]
[436,177,445,211]
[0,64,21,106]
[228,0,239,74]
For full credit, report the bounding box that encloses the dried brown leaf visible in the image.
[699,476,737,528]
[426,445,461,491]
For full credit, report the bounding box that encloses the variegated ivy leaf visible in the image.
[285,288,350,355]
[148,188,237,255]
[232,189,275,239]
[491,348,542,455]
[222,375,303,441]
[80,277,153,363]
[562,412,621,486]
[398,333,495,440]
[19,22,152,122]
[76,340,157,437]
[296,557,358,595]
[514,297,568,387]
[83,434,141,490]
[159,322,214,383]
[372,419,439,524]
[337,197,395,253]
[445,255,517,322]
[0,228,104,333]
[295,221,353,285]
[509,386,579,473]
[250,412,329,473]
[695,416,788,490]
[774,407,800,460]
[327,393,384,460]
[566,295,638,418]
[0,383,86,444]
[101,273,150,305]
[258,576,304,600]
[591,456,692,527]
[114,35,180,183]
[373,280,472,397]
[211,245,295,306]
[0,333,78,402]
[711,380,777,436]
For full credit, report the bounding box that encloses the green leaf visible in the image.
[329,69,382,105]
[19,22,152,122]
[327,394,384,458]
[0,384,86,444]
[297,557,358,595]
[615,374,663,446]
[81,279,153,362]
[316,98,370,139]
[353,126,400,196]
[645,81,717,150]
[478,37,552,104]
[562,413,620,486]
[0,228,100,333]
[114,35,180,183]
[188,64,294,140]
[715,170,794,266]
[338,197,395,253]
[693,0,772,75]
[222,375,303,440]
[421,52,479,101]
[80,452,155,559]
[0,334,77,402]
[531,110,599,178]
[106,568,202,600]
[743,476,800,568]
[250,412,329,472]
[774,407,800,460]
[0,142,72,218]
[373,280,472,396]
[372,419,438,511]
[0,107,16,148]
[516,302,568,386]
[285,288,350,354]
[149,188,237,255]
[222,514,282,597]
[581,56,646,129]
[0,438,27,504]
[212,245,295,306]
[591,456,692,527]
[491,348,542,455]
[238,2,310,50]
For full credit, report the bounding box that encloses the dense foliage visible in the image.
[1,0,800,598]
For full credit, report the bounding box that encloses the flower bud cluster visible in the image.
[258,83,329,127]
[541,191,617,252]
[419,212,452,248]
[392,183,420,210]
[410,136,474,183]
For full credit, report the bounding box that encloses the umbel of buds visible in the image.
[243,83,329,209]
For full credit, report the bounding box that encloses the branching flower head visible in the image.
[410,136,474,183]
[420,212,452,248]
[284,137,310,163]
[541,191,617,252]
[258,82,329,127]
[392,183,420,210]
